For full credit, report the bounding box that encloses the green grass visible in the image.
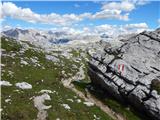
[73,78,148,120]
[1,37,113,120]
[72,81,89,94]
[88,85,148,120]
[1,37,22,52]
[104,99,142,120]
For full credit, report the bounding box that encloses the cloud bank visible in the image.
[1,1,148,26]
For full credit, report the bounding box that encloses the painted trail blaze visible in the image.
[118,64,124,75]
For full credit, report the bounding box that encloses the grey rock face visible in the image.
[88,29,160,120]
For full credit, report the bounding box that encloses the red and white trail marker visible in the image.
[118,64,124,75]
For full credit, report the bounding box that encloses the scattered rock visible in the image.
[76,99,81,103]
[46,55,59,62]
[39,90,54,94]
[67,99,74,102]
[20,59,28,65]
[0,81,12,86]
[83,101,94,107]
[61,104,71,110]
[15,82,32,89]
[1,64,5,67]
[5,99,11,103]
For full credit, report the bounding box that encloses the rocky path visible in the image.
[61,64,126,120]
[33,93,52,120]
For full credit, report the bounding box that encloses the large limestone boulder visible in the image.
[88,29,160,120]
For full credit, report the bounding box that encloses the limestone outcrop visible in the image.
[88,29,160,120]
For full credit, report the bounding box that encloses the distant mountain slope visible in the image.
[2,28,101,49]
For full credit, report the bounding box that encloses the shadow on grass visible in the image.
[73,80,150,120]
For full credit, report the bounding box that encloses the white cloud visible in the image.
[130,0,149,5]
[101,1,135,12]
[94,23,149,36]
[93,1,134,21]
[95,24,114,33]
[123,23,149,33]
[0,3,3,19]
[1,1,149,26]
[1,2,87,26]
[2,25,12,30]
[53,23,149,37]
[0,25,12,32]
[124,23,148,29]
[94,25,117,36]
[92,9,129,21]
[50,26,83,35]
[93,0,148,21]
[53,22,149,37]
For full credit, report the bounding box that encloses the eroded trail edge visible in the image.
[61,66,126,120]
[33,93,52,120]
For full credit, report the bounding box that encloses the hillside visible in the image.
[1,30,154,120]
[1,36,113,120]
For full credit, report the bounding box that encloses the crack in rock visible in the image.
[88,28,160,120]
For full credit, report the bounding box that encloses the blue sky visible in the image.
[1,1,160,33]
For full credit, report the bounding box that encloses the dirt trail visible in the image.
[33,93,52,120]
[61,68,126,120]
